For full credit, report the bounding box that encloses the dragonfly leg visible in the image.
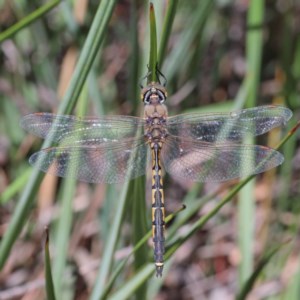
[155,64,167,87]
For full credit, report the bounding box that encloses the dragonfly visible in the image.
[21,71,292,277]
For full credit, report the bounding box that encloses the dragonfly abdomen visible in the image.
[151,143,165,277]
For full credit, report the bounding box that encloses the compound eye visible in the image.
[143,90,151,104]
[157,90,166,103]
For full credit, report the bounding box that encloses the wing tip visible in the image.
[269,105,293,123]
[19,114,31,130]
[19,112,49,131]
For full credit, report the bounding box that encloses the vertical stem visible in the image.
[149,2,158,83]
[238,0,265,287]
[45,229,56,300]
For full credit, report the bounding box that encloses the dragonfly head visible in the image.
[141,82,168,105]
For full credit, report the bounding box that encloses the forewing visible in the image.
[161,136,284,182]
[20,113,145,143]
[167,106,292,142]
[29,138,149,183]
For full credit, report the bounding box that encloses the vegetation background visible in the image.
[0,0,299,299]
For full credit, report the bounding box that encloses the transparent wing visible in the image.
[161,136,284,182]
[29,138,149,183]
[20,113,145,143]
[167,106,292,142]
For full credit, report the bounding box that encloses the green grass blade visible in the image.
[0,0,61,43]
[52,176,76,297]
[149,2,158,82]
[89,181,131,300]
[237,180,255,285]
[128,5,148,297]
[131,176,148,299]
[245,0,264,109]
[45,229,57,300]
[238,0,265,287]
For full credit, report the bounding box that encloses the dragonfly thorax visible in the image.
[144,105,168,143]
